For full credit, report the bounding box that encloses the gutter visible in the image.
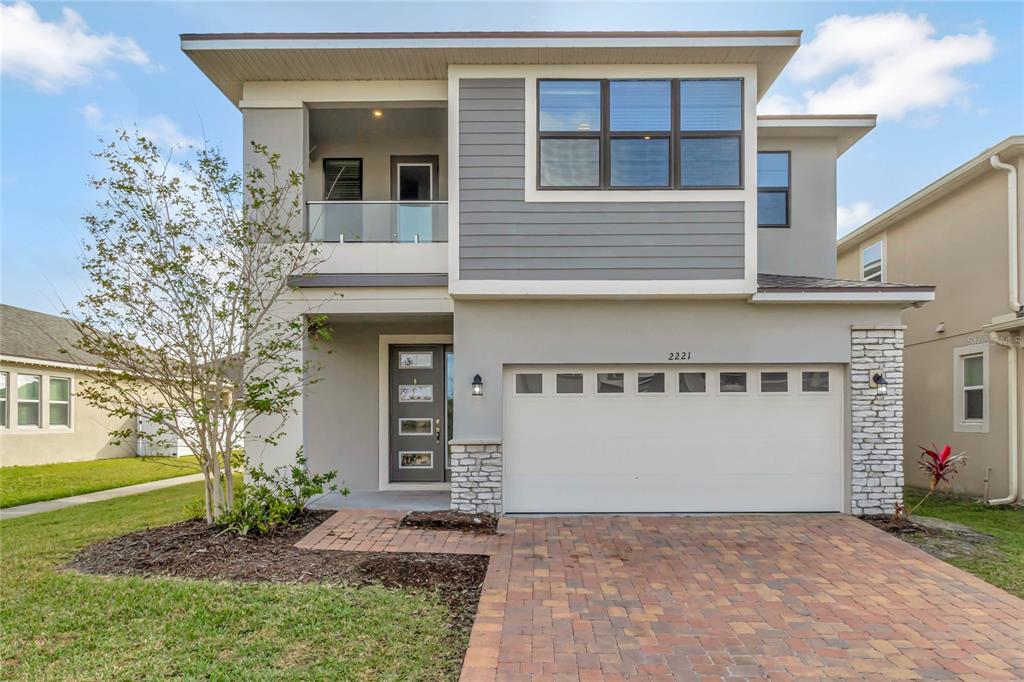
[987,154,1023,505]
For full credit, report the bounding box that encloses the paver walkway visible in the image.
[0,473,205,520]
[300,511,1024,681]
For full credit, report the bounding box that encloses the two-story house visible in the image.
[838,137,1024,505]
[183,30,933,516]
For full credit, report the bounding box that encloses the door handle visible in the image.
[435,418,441,444]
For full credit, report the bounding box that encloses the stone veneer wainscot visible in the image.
[449,440,503,513]
[850,325,905,516]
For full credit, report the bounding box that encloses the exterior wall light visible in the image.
[372,109,384,118]
[471,374,484,396]
[869,371,888,396]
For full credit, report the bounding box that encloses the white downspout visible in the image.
[990,155,1020,311]
[988,153,1021,505]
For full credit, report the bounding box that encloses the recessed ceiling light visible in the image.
[372,109,384,118]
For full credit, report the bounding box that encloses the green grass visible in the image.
[0,482,462,680]
[1,456,201,508]
[906,488,1024,598]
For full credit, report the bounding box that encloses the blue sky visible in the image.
[1,0,1021,314]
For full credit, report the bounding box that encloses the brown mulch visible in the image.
[400,510,499,534]
[66,511,489,635]
[862,515,1005,563]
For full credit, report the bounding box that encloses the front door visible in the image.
[391,155,439,243]
[389,345,446,482]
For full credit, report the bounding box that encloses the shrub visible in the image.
[220,449,344,536]
[904,444,966,518]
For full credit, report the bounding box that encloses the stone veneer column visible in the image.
[850,325,905,516]
[449,440,503,513]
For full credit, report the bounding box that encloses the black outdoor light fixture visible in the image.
[870,371,888,396]
[471,374,484,396]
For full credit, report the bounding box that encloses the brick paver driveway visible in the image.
[461,514,1024,681]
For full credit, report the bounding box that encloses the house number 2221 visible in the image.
[667,352,692,361]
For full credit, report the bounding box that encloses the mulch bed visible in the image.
[67,511,489,636]
[863,515,1005,563]
[400,510,498,534]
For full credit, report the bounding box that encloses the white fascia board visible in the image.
[0,354,99,372]
[449,279,756,299]
[182,35,801,52]
[749,291,935,305]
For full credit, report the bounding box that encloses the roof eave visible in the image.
[838,135,1024,252]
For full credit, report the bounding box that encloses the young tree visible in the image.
[67,132,328,522]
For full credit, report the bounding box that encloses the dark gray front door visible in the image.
[389,345,446,482]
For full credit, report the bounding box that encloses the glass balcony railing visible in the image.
[307,201,448,243]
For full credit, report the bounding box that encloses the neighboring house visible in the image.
[0,304,136,466]
[183,30,934,515]
[838,137,1024,504]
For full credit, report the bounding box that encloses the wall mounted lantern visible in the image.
[471,374,484,396]
[869,371,888,396]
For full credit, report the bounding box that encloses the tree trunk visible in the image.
[222,448,235,510]
[202,463,215,523]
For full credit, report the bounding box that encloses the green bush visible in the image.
[220,450,343,536]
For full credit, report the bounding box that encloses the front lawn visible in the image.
[0,482,465,680]
[906,488,1024,598]
[1,456,200,508]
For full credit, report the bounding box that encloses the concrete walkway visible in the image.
[0,473,206,520]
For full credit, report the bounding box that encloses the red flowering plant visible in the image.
[907,444,966,517]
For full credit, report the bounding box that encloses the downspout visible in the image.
[987,153,1021,505]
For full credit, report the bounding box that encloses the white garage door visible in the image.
[503,365,844,513]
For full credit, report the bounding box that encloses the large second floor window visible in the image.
[757,151,790,227]
[537,78,743,190]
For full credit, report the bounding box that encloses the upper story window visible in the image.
[861,240,884,281]
[537,78,743,190]
[757,151,790,227]
[324,158,362,201]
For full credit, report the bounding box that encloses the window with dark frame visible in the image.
[323,158,363,201]
[757,151,790,227]
[537,78,743,190]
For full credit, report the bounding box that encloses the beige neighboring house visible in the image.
[838,136,1024,504]
[0,304,136,466]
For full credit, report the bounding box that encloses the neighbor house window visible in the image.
[537,78,743,190]
[0,372,7,427]
[16,374,40,427]
[757,151,790,227]
[323,158,362,200]
[49,377,71,427]
[954,346,988,433]
[862,241,884,282]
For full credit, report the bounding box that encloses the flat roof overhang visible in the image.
[180,30,802,106]
[757,114,877,157]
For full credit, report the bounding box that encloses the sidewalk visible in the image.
[0,473,206,520]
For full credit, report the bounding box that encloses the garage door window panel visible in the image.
[597,372,625,394]
[759,371,789,394]
[719,371,748,394]
[801,371,830,393]
[678,371,707,394]
[515,373,543,395]
[637,372,665,394]
[556,373,584,394]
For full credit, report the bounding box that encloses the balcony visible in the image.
[307,201,448,243]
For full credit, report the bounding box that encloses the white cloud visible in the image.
[759,13,994,120]
[837,201,877,235]
[0,1,149,92]
[81,104,199,150]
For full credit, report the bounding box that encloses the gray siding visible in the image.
[458,78,745,281]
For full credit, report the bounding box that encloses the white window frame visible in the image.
[635,370,667,396]
[757,369,791,396]
[676,370,711,396]
[717,369,750,395]
[798,369,832,395]
[861,238,885,282]
[953,344,989,433]
[16,373,42,429]
[0,371,8,429]
[47,375,72,429]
